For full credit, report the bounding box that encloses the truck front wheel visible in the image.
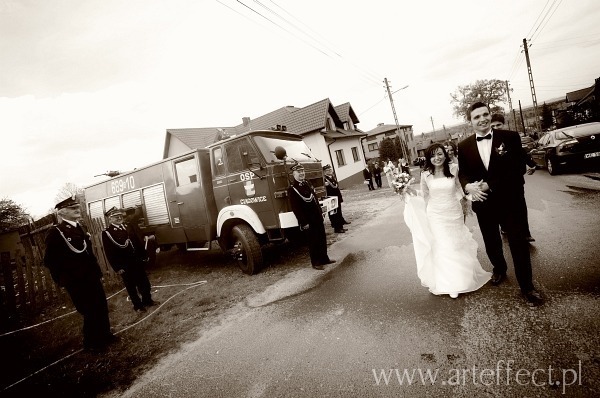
[231,224,263,275]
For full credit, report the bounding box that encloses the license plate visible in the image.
[584,151,600,159]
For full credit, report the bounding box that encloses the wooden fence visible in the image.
[0,215,120,326]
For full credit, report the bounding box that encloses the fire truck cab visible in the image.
[84,130,337,274]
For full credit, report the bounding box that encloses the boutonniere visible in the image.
[495,142,507,156]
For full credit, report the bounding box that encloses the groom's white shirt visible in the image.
[476,129,493,170]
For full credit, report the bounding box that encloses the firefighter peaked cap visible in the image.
[105,206,125,217]
[55,197,79,210]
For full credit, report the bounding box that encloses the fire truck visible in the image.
[84,129,338,275]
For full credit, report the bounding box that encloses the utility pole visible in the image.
[505,80,514,130]
[523,38,541,133]
[430,117,435,132]
[519,100,526,136]
[384,78,410,161]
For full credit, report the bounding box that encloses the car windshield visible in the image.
[253,136,317,163]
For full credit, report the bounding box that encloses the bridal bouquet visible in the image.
[391,172,415,197]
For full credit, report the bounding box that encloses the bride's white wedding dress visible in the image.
[403,166,491,296]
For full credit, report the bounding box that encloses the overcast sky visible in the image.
[1,0,599,218]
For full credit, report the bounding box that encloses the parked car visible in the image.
[529,122,600,175]
[521,136,536,152]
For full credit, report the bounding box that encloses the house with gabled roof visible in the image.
[163,98,368,188]
[362,123,416,162]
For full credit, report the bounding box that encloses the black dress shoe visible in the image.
[312,264,325,270]
[490,273,506,285]
[324,259,336,265]
[342,220,351,225]
[523,290,544,306]
[142,299,159,307]
[525,236,535,242]
[334,228,347,233]
[105,334,120,344]
[134,305,147,313]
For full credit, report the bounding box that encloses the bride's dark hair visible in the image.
[423,143,453,177]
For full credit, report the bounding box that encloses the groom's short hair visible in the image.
[467,102,489,121]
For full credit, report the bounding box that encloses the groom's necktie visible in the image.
[477,134,492,142]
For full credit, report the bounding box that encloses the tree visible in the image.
[0,198,30,232]
[540,103,553,131]
[55,182,83,204]
[393,137,404,160]
[378,138,398,162]
[450,79,506,120]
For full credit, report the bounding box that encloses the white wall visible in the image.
[328,138,365,181]
[166,135,192,158]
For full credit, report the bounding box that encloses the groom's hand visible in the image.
[466,181,488,201]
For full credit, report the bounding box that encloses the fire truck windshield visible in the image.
[253,136,317,163]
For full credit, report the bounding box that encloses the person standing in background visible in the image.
[323,164,349,233]
[102,207,157,313]
[490,113,536,242]
[363,163,375,191]
[373,161,383,188]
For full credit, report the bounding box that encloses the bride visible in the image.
[403,143,491,298]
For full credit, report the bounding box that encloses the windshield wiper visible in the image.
[300,152,321,162]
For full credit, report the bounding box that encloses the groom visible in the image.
[458,102,543,306]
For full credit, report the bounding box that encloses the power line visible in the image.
[266,0,383,82]
[530,0,563,43]
[233,0,330,57]
[524,0,552,40]
[218,0,382,87]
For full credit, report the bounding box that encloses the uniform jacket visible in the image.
[288,179,322,227]
[362,168,373,180]
[44,221,102,287]
[324,175,343,203]
[101,223,147,272]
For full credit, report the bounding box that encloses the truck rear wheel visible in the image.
[231,224,263,275]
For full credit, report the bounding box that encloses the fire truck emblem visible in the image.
[244,180,255,197]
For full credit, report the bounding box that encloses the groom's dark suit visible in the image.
[458,128,534,292]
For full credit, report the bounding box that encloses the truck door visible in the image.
[172,154,209,242]
[223,139,275,225]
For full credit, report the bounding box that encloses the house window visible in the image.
[335,149,346,166]
[351,146,360,162]
[368,143,378,151]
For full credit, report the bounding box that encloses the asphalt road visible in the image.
[114,169,600,398]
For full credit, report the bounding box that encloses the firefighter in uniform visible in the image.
[101,207,156,312]
[124,205,158,268]
[323,164,349,233]
[288,164,336,270]
[44,197,116,351]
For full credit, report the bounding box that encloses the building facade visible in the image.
[163,98,368,188]
[362,123,416,162]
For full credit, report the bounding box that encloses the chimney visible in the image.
[377,123,384,127]
[242,117,251,127]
